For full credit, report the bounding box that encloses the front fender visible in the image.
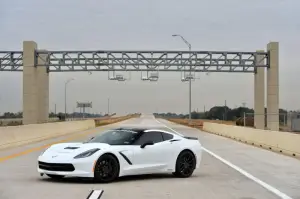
[93,149,134,177]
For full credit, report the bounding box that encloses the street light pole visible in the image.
[172,34,192,121]
[64,78,74,120]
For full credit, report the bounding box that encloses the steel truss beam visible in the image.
[0,50,269,73]
[0,51,23,71]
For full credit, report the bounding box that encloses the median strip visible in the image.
[0,114,141,163]
[0,129,99,163]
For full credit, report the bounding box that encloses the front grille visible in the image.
[38,161,75,172]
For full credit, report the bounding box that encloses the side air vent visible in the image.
[64,147,80,150]
[119,152,132,165]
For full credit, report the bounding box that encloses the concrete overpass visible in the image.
[1,41,296,199]
[0,114,299,199]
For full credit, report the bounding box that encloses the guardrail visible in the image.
[203,122,300,159]
[0,120,96,150]
[0,114,141,150]
[161,117,300,158]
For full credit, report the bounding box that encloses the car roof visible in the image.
[113,127,181,136]
[113,127,148,134]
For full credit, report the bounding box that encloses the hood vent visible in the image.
[64,146,80,150]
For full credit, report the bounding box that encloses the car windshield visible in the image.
[85,130,139,145]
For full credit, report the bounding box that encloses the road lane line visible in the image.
[86,190,104,199]
[155,118,293,199]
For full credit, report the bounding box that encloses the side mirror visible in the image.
[140,141,154,148]
[83,137,94,143]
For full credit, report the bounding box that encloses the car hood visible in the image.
[43,142,111,156]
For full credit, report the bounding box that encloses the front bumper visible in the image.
[37,156,95,178]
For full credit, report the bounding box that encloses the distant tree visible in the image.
[154,105,289,124]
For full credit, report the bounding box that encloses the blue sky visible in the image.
[0,0,299,114]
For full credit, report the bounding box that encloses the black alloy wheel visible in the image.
[94,154,119,183]
[46,174,65,179]
[174,150,196,178]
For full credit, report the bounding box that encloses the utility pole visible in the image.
[64,78,75,120]
[224,100,227,120]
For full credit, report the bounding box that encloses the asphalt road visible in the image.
[0,115,299,199]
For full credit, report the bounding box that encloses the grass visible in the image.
[164,118,236,130]
[164,118,290,132]
[94,114,140,127]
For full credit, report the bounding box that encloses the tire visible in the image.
[173,150,196,178]
[46,174,65,179]
[94,154,120,183]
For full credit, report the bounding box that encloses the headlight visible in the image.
[74,148,100,159]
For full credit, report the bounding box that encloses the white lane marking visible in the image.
[155,118,293,199]
[87,190,104,199]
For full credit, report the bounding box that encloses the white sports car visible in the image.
[37,128,202,183]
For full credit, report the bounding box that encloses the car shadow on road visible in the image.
[37,173,199,184]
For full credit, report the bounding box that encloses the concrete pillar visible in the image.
[37,50,49,123]
[23,41,49,125]
[23,41,38,125]
[254,50,265,129]
[266,42,279,131]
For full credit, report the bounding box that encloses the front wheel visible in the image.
[94,154,120,183]
[173,150,196,178]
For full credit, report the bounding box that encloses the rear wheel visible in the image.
[94,154,119,183]
[173,150,196,178]
[46,174,65,179]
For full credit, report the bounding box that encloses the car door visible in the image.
[160,131,177,166]
[130,131,174,174]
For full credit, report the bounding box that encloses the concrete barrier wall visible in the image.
[0,120,95,150]
[203,122,300,157]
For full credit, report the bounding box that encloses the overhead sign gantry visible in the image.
[0,50,268,72]
[0,41,278,132]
